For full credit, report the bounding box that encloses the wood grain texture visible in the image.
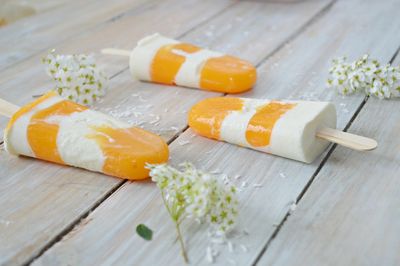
[0,1,235,264]
[25,1,341,265]
[0,98,19,117]
[20,0,72,13]
[30,0,400,265]
[316,127,378,151]
[0,0,235,140]
[0,146,121,266]
[257,55,400,266]
[0,0,156,70]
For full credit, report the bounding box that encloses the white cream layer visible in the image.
[219,98,337,163]
[220,98,269,147]
[4,96,64,156]
[129,33,178,81]
[129,33,224,89]
[5,94,133,173]
[54,109,130,172]
[174,49,222,88]
[267,101,336,163]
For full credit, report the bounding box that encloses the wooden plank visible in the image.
[0,144,120,266]
[257,53,400,266]
[0,0,157,70]
[164,1,400,263]
[21,0,71,13]
[30,0,400,265]
[1,0,331,262]
[0,1,235,264]
[0,0,235,140]
[26,1,350,265]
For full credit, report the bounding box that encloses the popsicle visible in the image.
[1,91,169,180]
[188,97,377,163]
[101,33,257,93]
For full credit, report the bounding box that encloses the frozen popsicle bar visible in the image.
[188,97,337,163]
[127,33,257,93]
[4,91,169,180]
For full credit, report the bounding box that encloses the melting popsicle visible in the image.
[3,91,169,180]
[102,33,257,93]
[188,97,377,163]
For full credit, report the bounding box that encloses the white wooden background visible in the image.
[0,0,399,265]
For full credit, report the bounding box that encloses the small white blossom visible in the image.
[147,163,239,263]
[327,54,400,99]
[42,50,109,106]
[147,162,239,235]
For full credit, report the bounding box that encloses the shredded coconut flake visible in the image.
[289,201,297,213]
[240,244,248,253]
[228,241,234,253]
[0,219,11,226]
[234,174,241,180]
[206,246,214,263]
[178,140,190,146]
[228,258,237,265]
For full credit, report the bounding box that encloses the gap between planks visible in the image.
[25,124,188,265]
[104,0,240,81]
[104,0,337,83]
[254,0,337,68]
[27,0,338,263]
[251,42,400,266]
[1,0,157,72]
[24,2,240,265]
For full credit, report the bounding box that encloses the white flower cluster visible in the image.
[42,51,108,105]
[327,54,400,99]
[147,162,239,234]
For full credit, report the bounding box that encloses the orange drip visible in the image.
[245,102,296,147]
[27,100,88,164]
[200,55,257,93]
[87,126,169,180]
[151,43,201,85]
[6,91,58,133]
[188,97,244,139]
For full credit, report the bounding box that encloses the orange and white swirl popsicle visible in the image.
[189,97,377,163]
[102,33,257,93]
[3,91,169,180]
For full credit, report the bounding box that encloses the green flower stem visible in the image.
[161,191,189,264]
[175,221,189,264]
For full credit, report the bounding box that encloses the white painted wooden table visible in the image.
[1,0,399,265]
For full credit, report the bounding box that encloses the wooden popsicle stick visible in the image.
[0,98,19,118]
[316,127,377,151]
[101,48,131,57]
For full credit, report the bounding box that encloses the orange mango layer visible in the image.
[200,55,257,94]
[28,99,88,164]
[151,43,201,85]
[87,126,168,179]
[5,91,169,180]
[188,97,244,139]
[189,97,295,147]
[150,43,257,93]
[245,102,296,147]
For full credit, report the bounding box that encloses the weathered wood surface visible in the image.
[0,0,155,70]
[0,0,234,264]
[0,0,235,140]
[1,0,399,265]
[258,54,400,266]
[0,145,120,266]
[20,0,71,13]
[31,0,400,265]
[0,0,334,265]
